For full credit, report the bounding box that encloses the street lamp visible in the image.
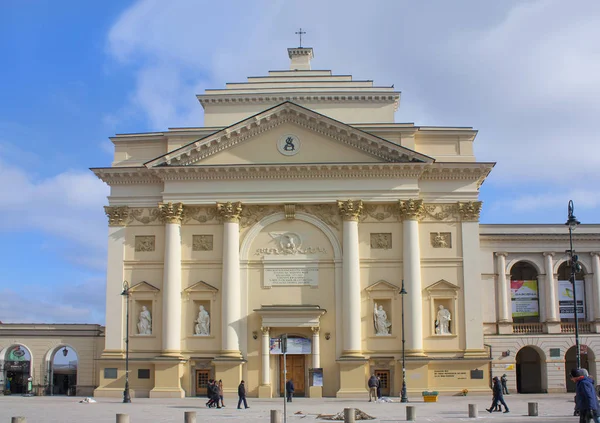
[565,200,582,369]
[121,280,132,403]
[400,279,408,403]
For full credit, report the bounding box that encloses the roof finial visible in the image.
[295,28,306,48]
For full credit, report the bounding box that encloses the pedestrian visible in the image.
[367,373,378,402]
[237,380,249,409]
[376,375,382,399]
[501,373,509,395]
[218,379,226,407]
[286,378,294,402]
[486,376,509,414]
[572,368,600,423]
[206,380,221,408]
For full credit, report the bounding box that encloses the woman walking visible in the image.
[218,379,226,407]
[486,376,509,414]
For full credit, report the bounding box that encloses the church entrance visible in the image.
[195,369,210,396]
[374,370,390,397]
[280,355,305,397]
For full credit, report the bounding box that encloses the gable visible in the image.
[145,102,433,168]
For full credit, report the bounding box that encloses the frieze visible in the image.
[360,204,398,222]
[183,206,218,224]
[296,204,341,231]
[129,208,161,225]
[239,205,279,228]
[423,204,457,221]
[255,232,326,256]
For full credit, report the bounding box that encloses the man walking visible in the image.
[368,373,379,402]
[237,380,249,409]
[572,368,600,423]
[486,376,509,414]
[501,374,509,395]
[286,378,294,402]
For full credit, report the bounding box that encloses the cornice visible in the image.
[480,234,600,243]
[421,163,494,187]
[196,93,399,106]
[92,167,161,185]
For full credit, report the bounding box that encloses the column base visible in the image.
[336,357,368,398]
[150,360,185,398]
[309,386,323,398]
[160,350,184,359]
[258,385,272,398]
[498,322,513,334]
[213,357,244,395]
[406,349,427,358]
[463,349,489,358]
[546,321,562,334]
[593,321,600,334]
[100,350,125,359]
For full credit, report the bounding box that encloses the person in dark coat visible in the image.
[367,374,378,402]
[286,378,295,402]
[237,380,249,409]
[486,376,509,413]
[572,368,600,423]
[501,374,509,395]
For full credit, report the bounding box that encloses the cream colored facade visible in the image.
[90,47,600,398]
[0,324,104,396]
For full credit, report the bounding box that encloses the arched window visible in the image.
[510,262,540,324]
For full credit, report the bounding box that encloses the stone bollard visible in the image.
[406,405,416,421]
[528,402,538,416]
[468,404,478,418]
[270,409,282,423]
[344,408,356,423]
[11,418,27,423]
[116,414,130,423]
[184,411,196,423]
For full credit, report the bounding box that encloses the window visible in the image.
[138,369,150,379]
[104,368,118,379]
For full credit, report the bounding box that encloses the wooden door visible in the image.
[279,355,305,396]
[374,370,390,397]
[196,369,209,396]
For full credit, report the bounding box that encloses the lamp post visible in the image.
[566,200,582,369]
[121,280,131,403]
[400,279,408,403]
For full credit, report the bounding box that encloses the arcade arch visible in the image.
[516,346,546,393]
[565,345,596,392]
[0,344,33,395]
[45,345,79,396]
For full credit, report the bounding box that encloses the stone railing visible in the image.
[512,323,544,334]
[561,322,592,334]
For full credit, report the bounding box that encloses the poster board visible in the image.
[511,280,539,317]
[559,280,585,319]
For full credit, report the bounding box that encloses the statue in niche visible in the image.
[194,305,210,336]
[435,305,452,335]
[137,306,152,335]
[373,303,392,335]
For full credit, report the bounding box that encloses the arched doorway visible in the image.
[516,346,543,393]
[2,345,32,395]
[49,345,78,396]
[565,345,595,392]
[277,335,310,398]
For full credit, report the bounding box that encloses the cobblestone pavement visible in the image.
[0,393,581,422]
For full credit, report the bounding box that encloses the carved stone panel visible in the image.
[193,235,213,251]
[135,236,155,252]
[370,233,392,250]
[430,232,452,248]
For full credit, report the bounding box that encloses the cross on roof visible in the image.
[295,28,306,48]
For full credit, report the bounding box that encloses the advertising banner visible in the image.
[559,280,585,319]
[270,337,311,354]
[511,280,539,317]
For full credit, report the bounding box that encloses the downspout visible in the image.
[484,344,493,389]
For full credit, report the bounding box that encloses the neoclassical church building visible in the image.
[88,47,600,398]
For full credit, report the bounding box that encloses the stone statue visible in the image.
[137,306,152,335]
[436,305,451,334]
[194,305,210,335]
[373,303,392,335]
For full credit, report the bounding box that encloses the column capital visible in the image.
[311,326,320,334]
[217,201,243,223]
[495,252,508,258]
[591,252,600,258]
[104,206,130,227]
[457,201,482,222]
[337,200,363,221]
[260,326,270,334]
[398,199,424,221]
[158,202,184,224]
[543,252,555,257]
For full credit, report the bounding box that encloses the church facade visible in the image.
[90,47,600,398]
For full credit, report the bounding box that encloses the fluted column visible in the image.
[104,206,129,354]
[399,199,424,354]
[592,253,600,322]
[311,327,321,369]
[218,202,243,357]
[495,252,509,322]
[338,200,363,357]
[159,202,184,356]
[261,327,270,385]
[544,252,559,322]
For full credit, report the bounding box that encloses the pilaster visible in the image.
[309,326,323,398]
[543,252,559,322]
[495,252,509,323]
[258,326,272,398]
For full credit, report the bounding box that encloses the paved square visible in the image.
[0,393,580,422]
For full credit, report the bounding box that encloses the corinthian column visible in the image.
[311,327,321,368]
[592,253,600,321]
[218,201,243,357]
[338,199,363,357]
[544,253,559,322]
[159,202,184,356]
[104,206,129,355]
[495,252,509,322]
[261,327,270,385]
[399,199,424,354]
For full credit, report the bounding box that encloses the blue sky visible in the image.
[1,0,599,324]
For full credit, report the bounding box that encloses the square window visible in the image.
[104,368,118,379]
[138,369,150,379]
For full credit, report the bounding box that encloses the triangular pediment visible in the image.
[129,281,160,293]
[183,280,219,294]
[365,280,400,298]
[425,279,460,293]
[144,102,432,168]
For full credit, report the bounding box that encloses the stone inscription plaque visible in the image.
[264,267,318,287]
[433,370,468,380]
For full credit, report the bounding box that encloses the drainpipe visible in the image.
[484,344,493,389]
